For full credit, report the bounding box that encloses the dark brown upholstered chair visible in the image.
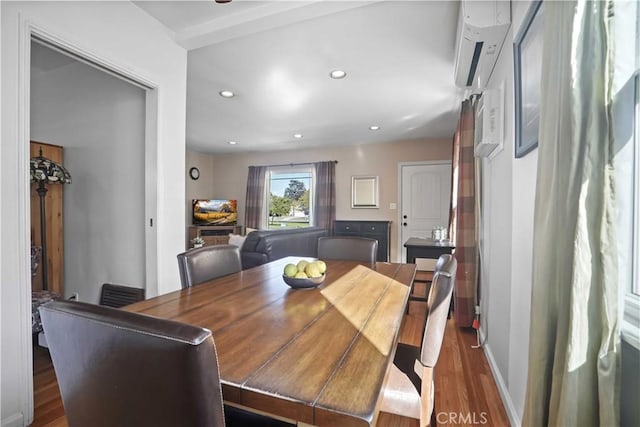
[316,236,378,268]
[39,300,226,427]
[380,254,457,426]
[99,283,145,308]
[177,244,242,289]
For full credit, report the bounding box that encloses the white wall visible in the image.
[204,138,452,262]
[1,1,187,425]
[479,1,538,424]
[0,2,4,424]
[185,150,216,247]
[31,46,146,304]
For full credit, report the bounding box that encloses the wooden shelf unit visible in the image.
[30,141,65,295]
[188,225,243,247]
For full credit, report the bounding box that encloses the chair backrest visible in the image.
[100,283,145,308]
[39,300,225,427]
[420,254,457,368]
[317,236,378,268]
[177,244,242,288]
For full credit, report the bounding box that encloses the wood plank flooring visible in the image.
[31,283,509,427]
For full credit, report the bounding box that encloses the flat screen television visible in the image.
[192,199,237,226]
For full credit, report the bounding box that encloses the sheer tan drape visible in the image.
[449,98,478,327]
[244,166,266,230]
[314,161,336,233]
[523,1,619,425]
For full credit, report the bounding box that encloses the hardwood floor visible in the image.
[31,284,509,427]
[32,346,66,427]
[376,293,510,427]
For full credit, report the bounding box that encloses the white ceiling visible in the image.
[135,0,465,154]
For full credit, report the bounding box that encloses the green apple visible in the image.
[314,260,327,274]
[305,263,322,278]
[294,271,308,279]
[284,263,298,278]
[296,260,309,272]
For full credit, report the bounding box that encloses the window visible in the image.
[266,168,314,229]
[616,0,640,349]
[633,73,639,296]
[625,70,640,350]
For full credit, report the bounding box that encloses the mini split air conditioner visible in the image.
[474,84,503,158]
[454,0,510,90]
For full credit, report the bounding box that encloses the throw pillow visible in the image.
[228,234,247,248]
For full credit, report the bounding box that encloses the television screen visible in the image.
[192,199,237,225]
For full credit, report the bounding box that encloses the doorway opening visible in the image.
[398,161,452,265]
[23,31,159,425]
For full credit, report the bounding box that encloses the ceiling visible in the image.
[134,0,465,154]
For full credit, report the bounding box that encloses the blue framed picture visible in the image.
[514,0,544,158]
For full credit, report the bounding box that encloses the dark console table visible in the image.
[404,237,455,263]
[334,220,391,262]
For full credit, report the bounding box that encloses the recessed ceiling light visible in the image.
[329,70,347,79]
[293,133,303,139]
[369,125,381,131]
[219,90,235,98]
[228,141,237,145]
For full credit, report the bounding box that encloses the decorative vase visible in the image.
[194,243,203,248]
[431,226,447,241]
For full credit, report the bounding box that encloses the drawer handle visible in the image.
[345,226,350,230]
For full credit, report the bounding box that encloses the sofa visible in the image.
[240,227,328,270]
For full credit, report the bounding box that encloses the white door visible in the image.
[399,162,452,263]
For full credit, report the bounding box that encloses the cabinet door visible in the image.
[362,223,383,234]
[362,222,389,262]
[334,221,390,262]
[374,234,389,262]
[334,221,361,234]
[202,235,230,246]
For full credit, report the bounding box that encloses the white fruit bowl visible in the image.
[282,274,325,289]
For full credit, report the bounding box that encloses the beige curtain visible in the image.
[244,166,266,230]
[314,161,336,233]
[449,98,478,328]
[523,1,619,425]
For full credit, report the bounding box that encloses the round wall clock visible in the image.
[189,167,200,180]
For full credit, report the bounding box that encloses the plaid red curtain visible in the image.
[449,98,478,327]
[314,161,336,234]
[244,166,266,229]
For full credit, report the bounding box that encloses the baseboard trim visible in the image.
[479,328,521,427]
[1,412,24,427]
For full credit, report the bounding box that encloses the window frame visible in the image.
[622,72,640,350]
[632,73,640,297]
[265,166,315,229]
[620,2,640,350]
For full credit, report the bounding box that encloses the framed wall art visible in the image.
[351,176,379,208]
[514,0,544,158]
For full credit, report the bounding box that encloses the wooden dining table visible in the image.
[125,257,416,427]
